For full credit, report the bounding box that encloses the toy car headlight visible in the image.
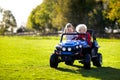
[79,45,82,48]
[62,47,66,51]
[76,46,79,49]
[68,47,72,51]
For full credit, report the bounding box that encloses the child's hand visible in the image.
[82,37,86,40]
[72,37,77,40]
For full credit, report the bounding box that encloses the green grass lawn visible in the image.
[0,36,120,80]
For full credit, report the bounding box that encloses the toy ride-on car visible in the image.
[50,30,102,69]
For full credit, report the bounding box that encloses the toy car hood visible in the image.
[60,40,79,47]
[59,40,89,47]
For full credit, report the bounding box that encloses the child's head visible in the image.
[76,24,87,33]
[64,23,74,33]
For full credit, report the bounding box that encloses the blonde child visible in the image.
[64,23,77,40]
[76,24,92,47]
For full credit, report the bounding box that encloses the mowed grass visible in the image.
[0,36,120,80]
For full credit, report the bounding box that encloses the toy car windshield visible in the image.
[60,33,88,42]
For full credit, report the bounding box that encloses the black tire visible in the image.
[65,60,74,65]
[50,54,58,68]
[84,54,91,69]
[92,53,102,67]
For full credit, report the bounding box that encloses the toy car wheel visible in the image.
[65,60,74,65]
[92,53,102,67]
[84,54,91,69]
[50,54,58,68]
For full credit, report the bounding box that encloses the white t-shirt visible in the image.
[66,34,78,40]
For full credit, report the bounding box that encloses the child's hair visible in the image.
[76,24,87,33]
[64,23,74,33]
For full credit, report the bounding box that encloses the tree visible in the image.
[0,7,5,35]
[0,7,17,35]
[87,0,105,31]
[103,0,120,31]
[50,0,69,30]
[3,10,17,28]
[27,0,97,31]
[27,1,53,33]
[0,22,6,35]
[28,0,116,34]
[104,0,120,22]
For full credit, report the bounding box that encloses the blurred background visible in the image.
[0,0,120,38]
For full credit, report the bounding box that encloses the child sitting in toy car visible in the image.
[63,23,78,40]
[76,24,92,47]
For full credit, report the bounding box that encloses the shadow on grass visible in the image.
[56,65,83,73]
[57,65,120,80]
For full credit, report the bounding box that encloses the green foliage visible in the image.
[27,11,35,29]
[68,0,96,25]
[51,0,69,29]
[3,10,17,27]
[0,7,17,34]
[27,0,120,33]
[0,36,120,80]
[103,0,120,23]
[0,24,6,35]
[27,0,98,32]
[27,2,53,32]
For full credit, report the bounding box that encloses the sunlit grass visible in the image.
[0,36,120,80]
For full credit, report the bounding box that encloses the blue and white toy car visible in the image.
[50,30,102,69]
